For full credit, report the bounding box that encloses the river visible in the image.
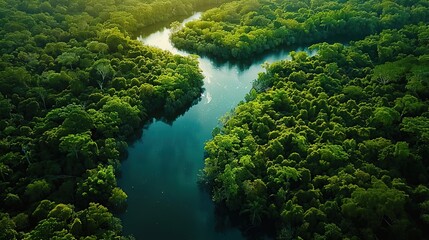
[118,12,312,240]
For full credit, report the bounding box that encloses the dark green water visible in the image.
[118,12,313,240]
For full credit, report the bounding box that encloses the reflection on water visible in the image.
[138,13,201,55]
[119,12,313,240]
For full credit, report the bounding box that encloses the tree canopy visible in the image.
[203,24,429,239]
[172,0,429,59]
[0,0,208,238]
[2,0,429,239]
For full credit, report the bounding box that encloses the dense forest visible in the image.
[0,0,230,238]
[203,23,429,239]
[171,0,429,59]
[175,1,429,239]
[2,0,429,239]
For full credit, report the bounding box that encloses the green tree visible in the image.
[87,41,109,55]
[48,204,73,221]
[59,131,98,160]
[24,217,66,240]
[401,117,429,143]
[12,213,29,231]
[0,162,12,181]
[77,203,122,237]
[372,61,407,85]
[77,165,116,204]
[101,97,142,134]
[240,198,267,225]
[92,59,114,90]
[108,187,128,212]
[30,87,48,109]
[281,200,304,225]
[0,93,13,118]
[25,179,52,202]
[56,52,79,69]
[371,107,400,128]
[394,94,426,117]
[0,213,18,240]
[342,179,408,229]
[32,200,56,221]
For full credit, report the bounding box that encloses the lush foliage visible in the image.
[0,0,207,238]
[203,24,429,239]
[172,0,429,59]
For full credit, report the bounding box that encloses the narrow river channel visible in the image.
[118,12,312,240]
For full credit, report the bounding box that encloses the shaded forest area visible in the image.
[0,0,224,239]
[203,24,429,239]
[172,0,429,59]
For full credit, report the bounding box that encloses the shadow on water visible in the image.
[119,10,316,240]
[154,94,204,125]
[138,4,220,38]
[213,205,277,240]
[172,34,353,72]
[196,181,276,240]
[207,45,314,71]
[124,90,204,158]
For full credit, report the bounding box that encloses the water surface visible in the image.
[118,12,312,240]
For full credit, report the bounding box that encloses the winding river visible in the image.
[118,12,312,240]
